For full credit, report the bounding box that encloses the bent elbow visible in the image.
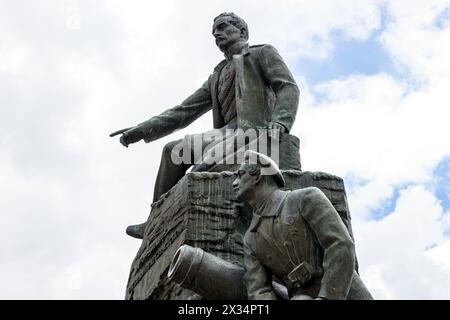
[340,238,356,266]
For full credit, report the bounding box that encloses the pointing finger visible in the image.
[109,127,133,137]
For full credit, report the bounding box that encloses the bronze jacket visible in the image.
[244,187,371,300]
[137,44,300,143]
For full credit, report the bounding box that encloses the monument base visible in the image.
[125,170,354,300]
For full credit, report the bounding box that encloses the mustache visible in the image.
[215,35,226,42]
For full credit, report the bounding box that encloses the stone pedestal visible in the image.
[125,170,353,300]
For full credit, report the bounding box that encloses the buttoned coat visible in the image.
[136,44,300,143]
[244,187,373,300]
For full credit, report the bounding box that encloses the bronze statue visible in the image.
[122,14,374,300]
[110,13,300,238]
[232,151,373,300]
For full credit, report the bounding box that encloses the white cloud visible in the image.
[355,186,450,299]
[428,239,450,272]
[381,0,450,82]
[293,1,450,220]
[290,1,450,298]
[0,44,29,74]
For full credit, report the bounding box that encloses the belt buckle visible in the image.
[287,262,314,288]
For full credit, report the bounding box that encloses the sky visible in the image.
[0,0,449,299]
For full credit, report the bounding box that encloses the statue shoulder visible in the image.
[285,187,326,211]
[250,43,271,53]
[283,189,303,210]
[250,43,279,54]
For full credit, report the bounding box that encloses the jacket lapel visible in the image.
[211,60,227,128]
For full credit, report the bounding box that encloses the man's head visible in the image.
[212,12,249,52]
[232,151,285,201]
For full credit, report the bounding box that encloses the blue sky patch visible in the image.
[344,173,400,221]
[294,31,393,88]
[425,243,438,251]
[433,157,450,212]
[292,4,427,103]
[343,173,371,194]
[293,3,391,90]
[370,187,401,221]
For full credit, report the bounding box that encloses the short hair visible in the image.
[213,12,249,40]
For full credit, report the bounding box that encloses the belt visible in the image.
[285,261,323,288]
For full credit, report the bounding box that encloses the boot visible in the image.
[126,221,147,239]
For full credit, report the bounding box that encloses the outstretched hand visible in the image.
[110,126,144,148]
